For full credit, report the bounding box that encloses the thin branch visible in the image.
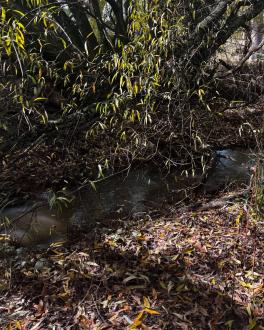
[217,38,264,78]
[11,41,24,77]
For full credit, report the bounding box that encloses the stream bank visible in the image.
[0,186,263,329]
[0,99,263,328]
[0,145,263,329]
[0,148,255,247]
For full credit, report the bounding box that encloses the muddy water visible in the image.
[0,204,70,247]
[0,149,253,247]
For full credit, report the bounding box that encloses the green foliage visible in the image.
[0,0,126,122]
[0,1,186,158]
[47,189,73,213]
[1,0,264,176]
[92,0,186,154]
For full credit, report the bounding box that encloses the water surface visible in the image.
[0,149,253,247]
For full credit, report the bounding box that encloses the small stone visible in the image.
[21,261,27,267]
[34,258,49,271]
[16,247,25,255]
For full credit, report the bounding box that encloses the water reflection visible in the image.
[0,204,69,247]
[204,149,252,193]
[0,149,253,247]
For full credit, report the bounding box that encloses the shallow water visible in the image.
[204,149,252,193]
[0,149,253,247]
[0,204,70,247]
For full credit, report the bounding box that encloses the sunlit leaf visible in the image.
[143,296,150,308]
[143,307,160,315]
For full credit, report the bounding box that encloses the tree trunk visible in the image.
[178,0,264,81]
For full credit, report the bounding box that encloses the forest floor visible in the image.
[0,187,264,329]
[1,71,264,329]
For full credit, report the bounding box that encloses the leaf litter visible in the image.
[0,193,264,329]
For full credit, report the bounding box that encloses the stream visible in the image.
[0,149,254,247]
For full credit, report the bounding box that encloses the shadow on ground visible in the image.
[0,205,263,329]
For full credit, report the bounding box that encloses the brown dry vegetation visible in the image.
[0,191,264,329]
